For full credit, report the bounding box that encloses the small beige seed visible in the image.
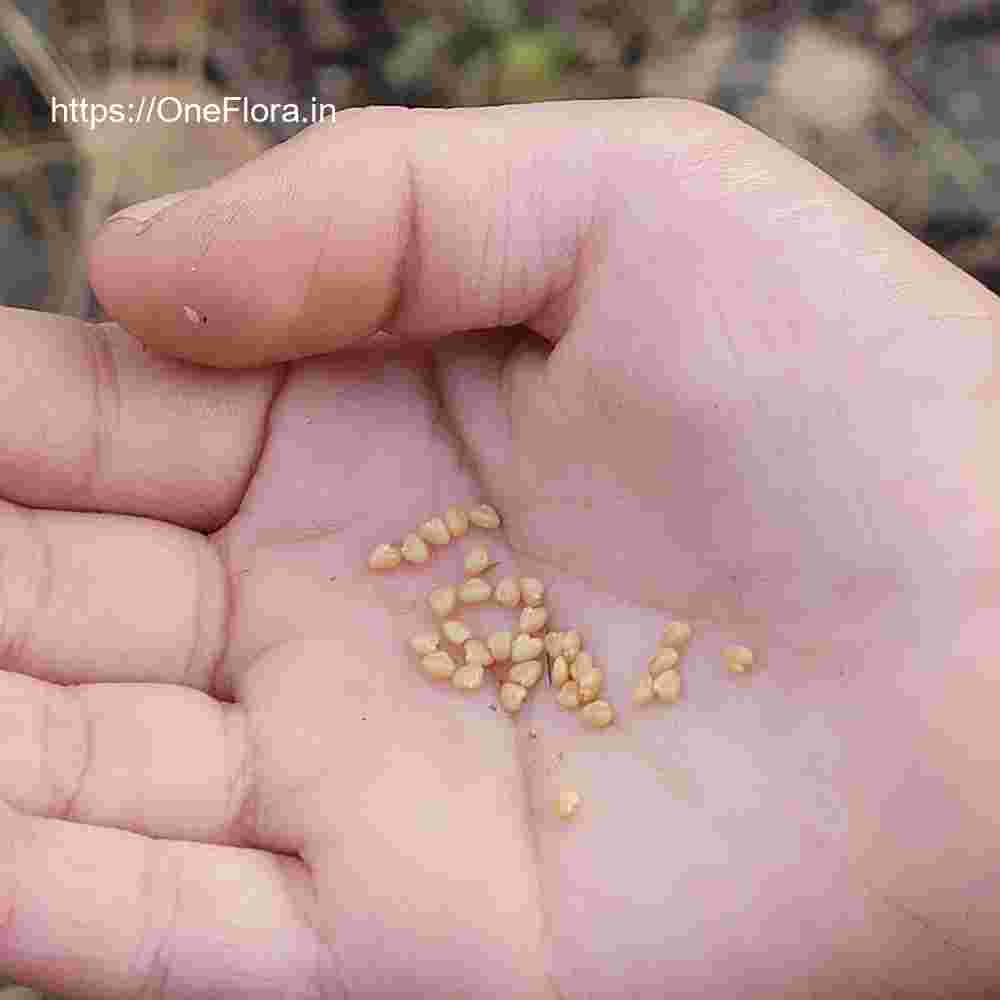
[633,673,656,706]
[487,630,512,662]
[428,585,458,618]
[444,505,469,538]
[464,545,491,576]
[661,621,693,648]
[409,632,441,656]
[512,634,544,663]
[551,655,570,688]
[468,503,501,529]
[452,662,485,690]
[459,577,493,604]
[544,631,564,659]
[464,639,495,667]
[576,665,604,704]
[519,606,549,635]
[421,650,456,680]
[418,517,451,546]
[579,700,615,729]
[520,577,545,607]
[653,669,682,703]
[557,680,580,709]
[495,576,521,608]
[568,651,593,682]
[401,532,430,564]
[499,681,527,713]
[561,630,582,663]
[442,620,472,645]
[723,644,754,673]
[557,788,582,820]
[368,543,402,570]
[648,647,680,677]
[509,659,543,688]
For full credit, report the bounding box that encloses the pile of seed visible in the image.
[368,504,501,569]
[632,620,691,707]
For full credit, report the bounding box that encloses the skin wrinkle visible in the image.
[82,324,123,505]
[377,140,421,337]
[8,508,53,672]
[134,838,182,1000]
[57,686,93,824]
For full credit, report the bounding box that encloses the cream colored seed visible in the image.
[557,788,582,820]
[495,576,521,608]
[401,532,430,564]
[464,639,495,667]
[459,578,493,604]
[576,665,604,704]
[661,621,693,648]
[487,630,512,662]
[520,577,545,607]
[551,655,570,688]
[544,631,564,659]
[468,503,501,529]
[409,632,441,656]
[428,585,458,618]
[648,647,680,678]
[442,619,472,645]
[499,681,527,714]
[519,606,549,635]
[368,543,402,570]
[561,630,582,662]
[418,517,451,546]
[569,651,593,682]
[509,658,543,688]
[452,662,485,690]
[653,669,682,703]
[723,644,754,673]
[512,634,544,663]
[464,546,491,576]
[633,673,655,706]
[557,680,580,709]
[421,650,456,680]
[444,505,469,538]
[579,700,615,729]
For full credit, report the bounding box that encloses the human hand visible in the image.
[3,100,999,998]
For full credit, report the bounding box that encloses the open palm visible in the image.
[4,101,1000,999]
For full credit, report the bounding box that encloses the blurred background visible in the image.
[0,0,997,990]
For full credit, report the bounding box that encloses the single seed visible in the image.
[468,504,501,529]
[723,644,754,673]
[418,517,451,546]
[368,543,402,570]
[428,585,458,618]
[633,673,655,706]
[442,620,472,645]
[653,669,682,703]
[519,606,549,634]
[444,505,470,538]
[459,578,493,604]
[452,663,485,690]
[509,659,543,688]
[520,577,545,607]
[569,651,593,682]
[401,533,430,564]
[648,647,680,677]
[576,664,604,704]
[557,680,580,709]
[464,545,491,576]
[512,634,544,663]
[409,632,441,656]
[579,700,615,729]
[499,681,528,713]
[464,639,495,667]
[544,631,564,659]
[495,576,521,608]
[557,788,582,820]
[487,630,512,662]
[551,655,570,688]
[661,621,693,648]
[421,651,457,680]
[561,630,582,662]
